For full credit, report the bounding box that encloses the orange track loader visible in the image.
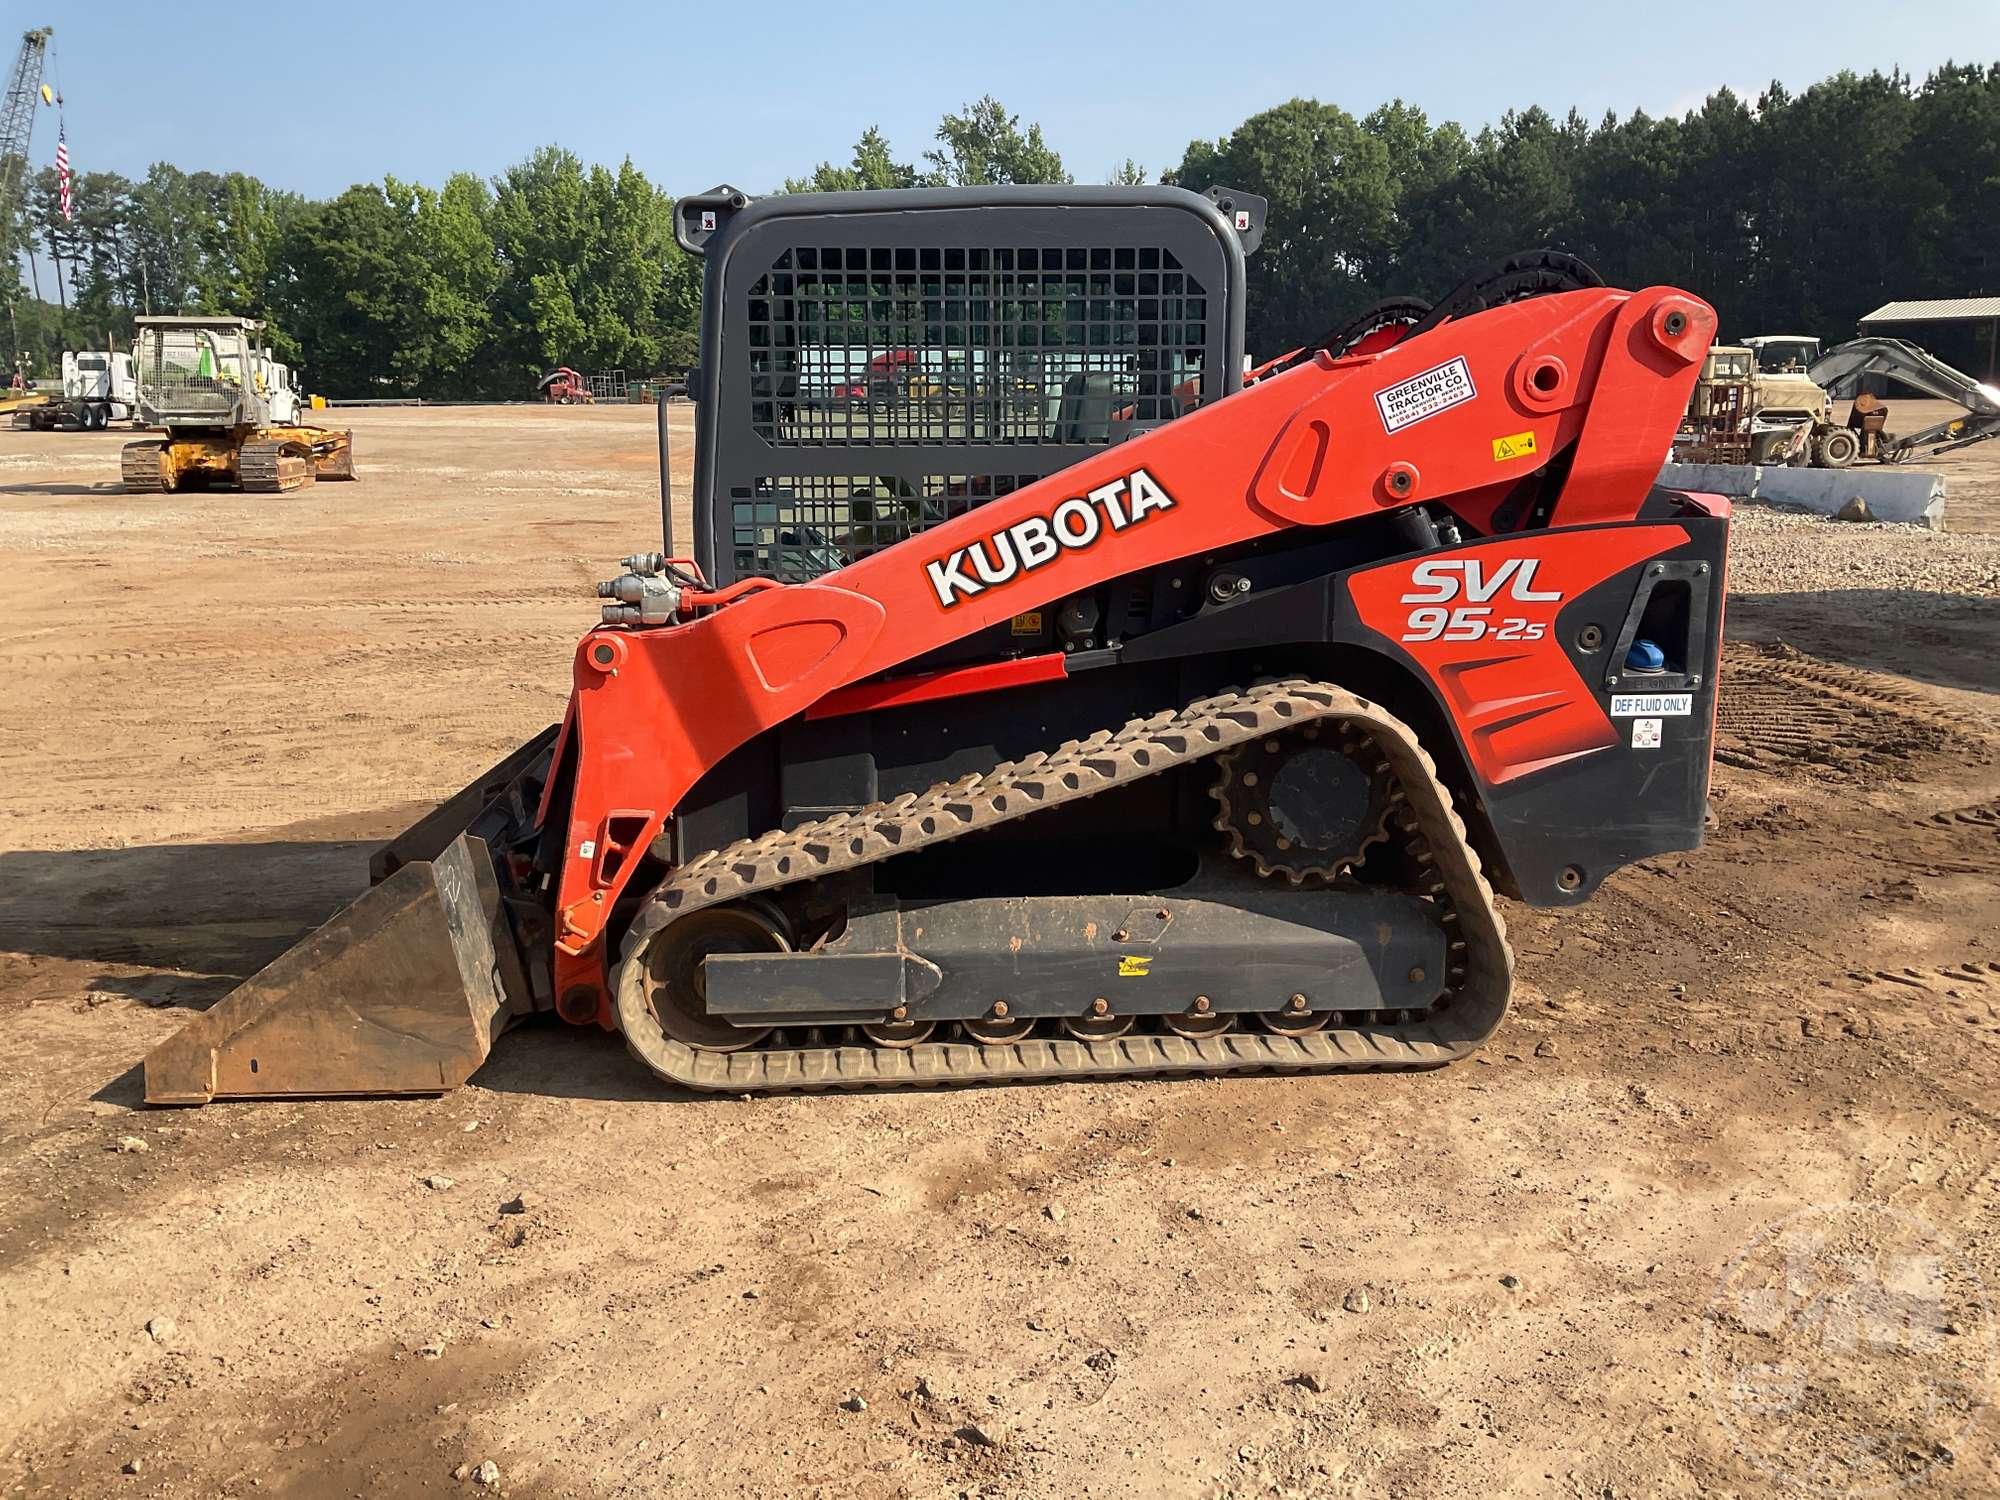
[145,185,1727,1103]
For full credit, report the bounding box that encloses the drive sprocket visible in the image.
[1211,722,1394,883]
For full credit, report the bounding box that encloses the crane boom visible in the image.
[0,28,51,257]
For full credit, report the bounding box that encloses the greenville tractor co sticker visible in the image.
[1375,356,1477,433]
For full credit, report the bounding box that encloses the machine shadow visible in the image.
[0,834,707,1105]
[0,480,126,496]
[0,838,377,991]
[471,1016,704,1103]
[89,1064,147,1110]
[1730,588,2000,696]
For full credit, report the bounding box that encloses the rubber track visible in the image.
[611,679,1512,1093]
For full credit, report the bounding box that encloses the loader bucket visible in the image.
[144,833,533,1104]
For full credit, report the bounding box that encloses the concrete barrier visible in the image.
[1659,461,1945,529]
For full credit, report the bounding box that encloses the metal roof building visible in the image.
[1861,297,2000,325]
[1859,298,2000,379]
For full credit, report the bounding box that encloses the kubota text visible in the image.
[925,468,1177,608]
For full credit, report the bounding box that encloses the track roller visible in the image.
[961,1012,1035,1045]
[1062,1009,1134,1041]
[1162,1003,1235,1039]
[861,1018,936,1048]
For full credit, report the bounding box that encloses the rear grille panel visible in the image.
[136,328,247,422]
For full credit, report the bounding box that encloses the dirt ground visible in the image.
[2,403,1998,1499]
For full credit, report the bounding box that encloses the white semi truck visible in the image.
[63,349,138,428]
[12,349,140,430]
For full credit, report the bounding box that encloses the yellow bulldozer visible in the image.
[121,316,356,494]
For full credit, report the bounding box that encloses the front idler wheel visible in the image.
[639,903,788,1053]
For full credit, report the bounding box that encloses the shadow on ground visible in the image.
[1731,589,2000,697]
[0,817,701,1105]
[0,481,126,496]
[471,1016,698,1103]
[0,838,376,976]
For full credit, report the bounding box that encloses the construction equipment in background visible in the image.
[64,347,135,428]
[121,316,354,494]
[634,374,691,404]
[0,29,51,270]
[1678,342,1860,468]
[1806,336,2000,459]
[537,367,594,404]
[0,385,55,425]
[1741,334,1820,372]
[144,185,1730,1105]
[1678,345,1758,464]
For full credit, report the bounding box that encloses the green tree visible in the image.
[271,183,417,394]
[1169,98,1399,350]
[925,96,1070,186]
[203,173,304,338]
[382,172,499,397]
[783,127,922,193]
[1894,63,2000,298]
[487,147,690,391]
[125,164,210,315]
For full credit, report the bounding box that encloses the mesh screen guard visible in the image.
[690,192,1246,585]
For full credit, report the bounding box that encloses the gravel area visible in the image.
[1727,503,2000,598]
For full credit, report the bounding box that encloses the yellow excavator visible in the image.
[121,316,356,493]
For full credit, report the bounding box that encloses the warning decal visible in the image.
[1375,356,1477,433]
[1492,430,1538,462]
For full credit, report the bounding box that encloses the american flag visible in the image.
[56,127,71,222]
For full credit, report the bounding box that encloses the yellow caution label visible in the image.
[1116,955,1152,978]
[1492,430,1538,462]
[1010,611,1044,636]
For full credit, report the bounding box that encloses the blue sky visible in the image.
[23,0,2000,198]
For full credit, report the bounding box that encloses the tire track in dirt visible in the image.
[0,632,580,669]
[1714,641,1979,779]
[1924,796,2000,837]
